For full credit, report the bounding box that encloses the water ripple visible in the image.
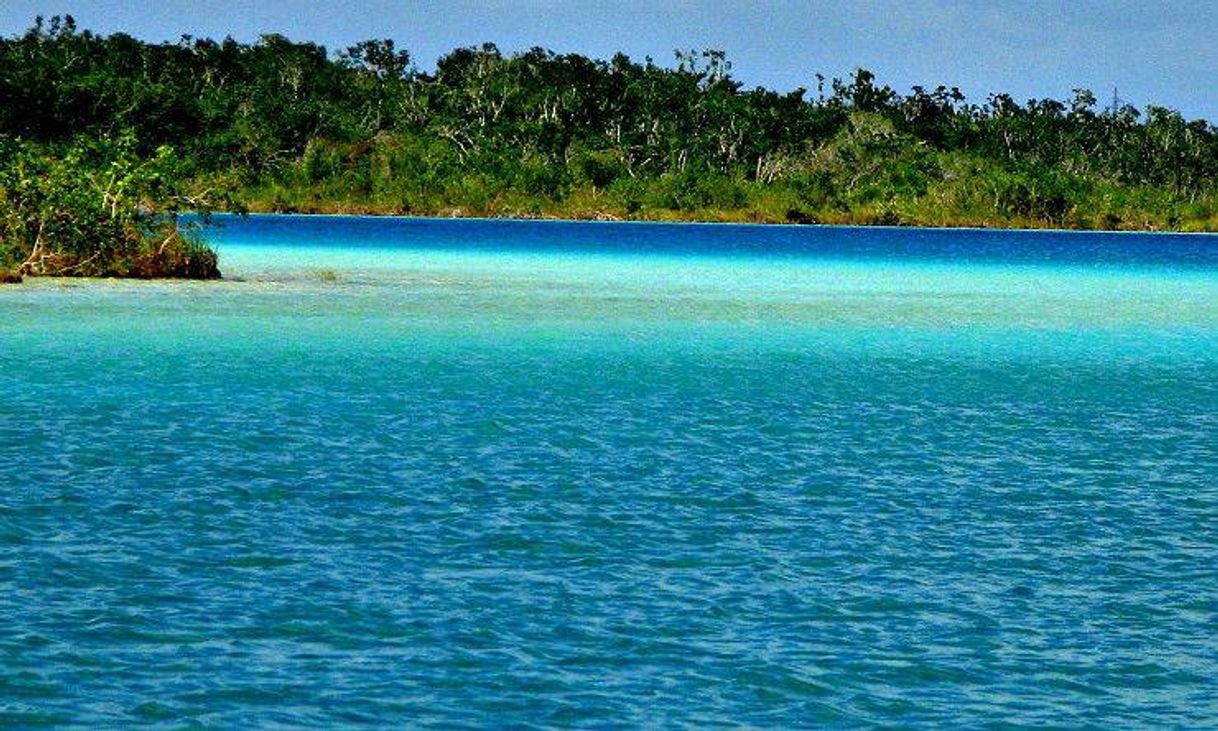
[2,232,1216,726]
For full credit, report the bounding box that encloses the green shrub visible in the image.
[0,134,230,278]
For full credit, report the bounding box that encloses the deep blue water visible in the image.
[201,213,1218,269]
[2,217,1216,726]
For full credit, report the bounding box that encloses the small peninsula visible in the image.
[3,15,1218,281]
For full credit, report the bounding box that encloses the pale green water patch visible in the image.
[8,245,1218,337]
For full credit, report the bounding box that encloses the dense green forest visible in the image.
[3,15,1218,279]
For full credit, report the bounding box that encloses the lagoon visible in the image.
[1,217,1216,725]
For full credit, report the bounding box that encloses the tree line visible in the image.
[3,16,1217,278]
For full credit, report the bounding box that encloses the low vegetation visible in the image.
[0,134,225,281]
[3,16,1218,281]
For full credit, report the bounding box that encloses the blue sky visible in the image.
[3,1,1214,122]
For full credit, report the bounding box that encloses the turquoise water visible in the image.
[2,217,1216,725]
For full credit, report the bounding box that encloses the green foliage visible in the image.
[569,146,627,190]
[990,168,1085,223]
[0,133,229,278]
[3,15,1218,236]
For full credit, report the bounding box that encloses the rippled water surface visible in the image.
[2,217,1216,726]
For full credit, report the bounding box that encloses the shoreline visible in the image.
[6,212,1215,286]
[222,208,1218,236]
